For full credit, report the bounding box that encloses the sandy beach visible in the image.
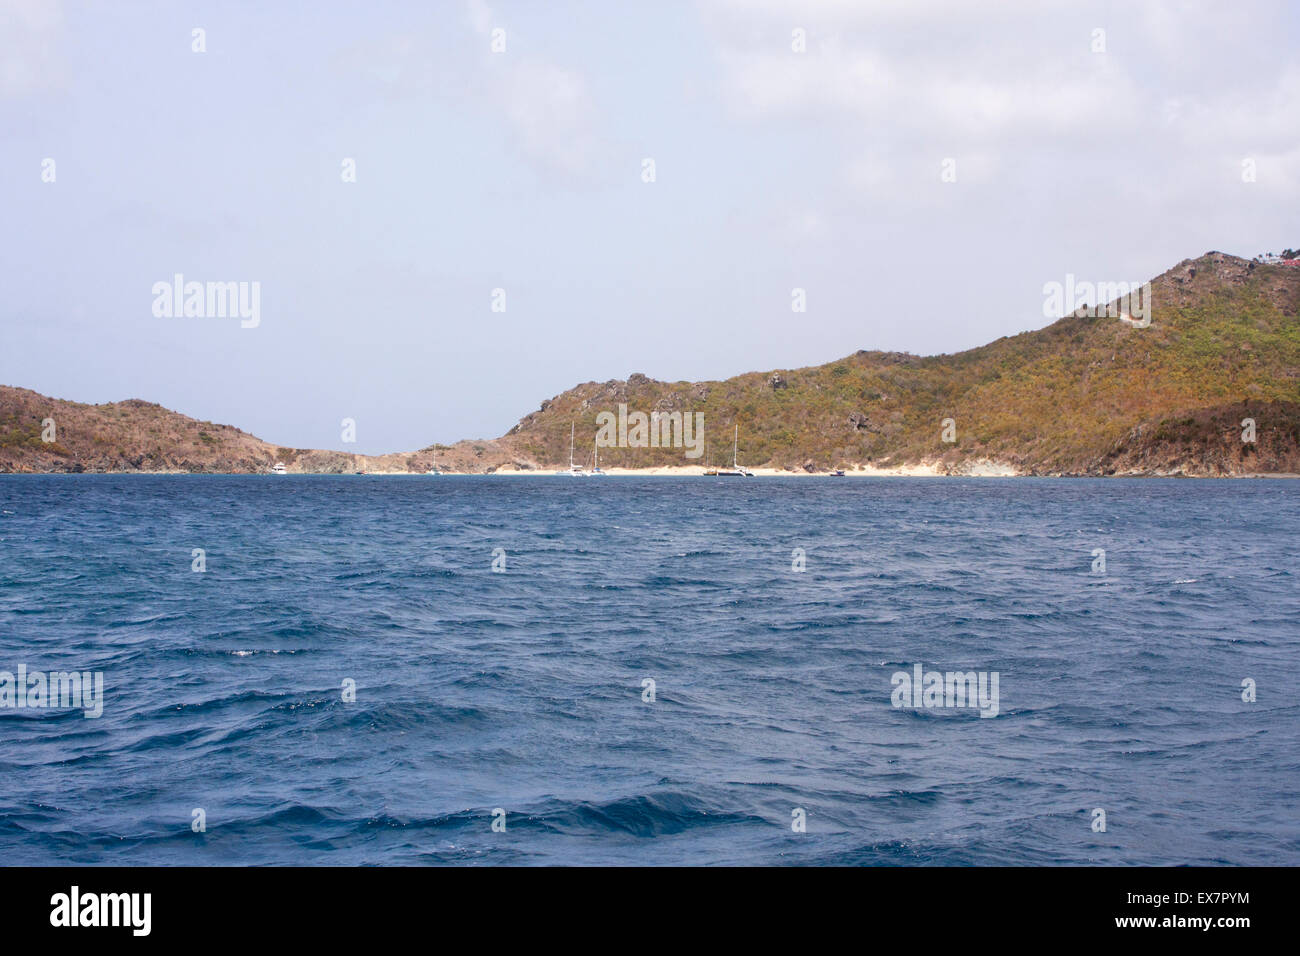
[429,459,1017,477]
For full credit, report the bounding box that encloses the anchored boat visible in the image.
[715,425,754,477]
[557,422,587,476]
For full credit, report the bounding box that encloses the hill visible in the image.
[0,388,517,474]
[3,251,1299,476]
[503,252,1300,476]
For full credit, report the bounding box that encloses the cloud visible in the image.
[464,0,606,179]
[0,0,64,97]
[333,1,607,179]
[497,59,602,177]
[699,0,1300,210]
[708,6,1139,139]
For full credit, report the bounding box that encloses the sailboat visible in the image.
[590,440,606,476]
[716,425,754,477]
[557,422,587,476]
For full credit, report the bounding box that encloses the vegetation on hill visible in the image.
[504,252,1300,475]
[0,387,514,474]
[3,252,1298,476]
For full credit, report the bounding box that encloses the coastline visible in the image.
[6,464,1298,478]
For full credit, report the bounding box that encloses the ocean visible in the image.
[0,475,1296,865]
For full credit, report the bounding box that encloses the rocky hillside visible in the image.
[3,251,1298,476]
[1083,400,1300,476]
[0,388,520,474]
[504,252,1300,475]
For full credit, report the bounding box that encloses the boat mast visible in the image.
[570,422,576,469]
[733,424,739,469]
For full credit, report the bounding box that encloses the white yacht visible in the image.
[557,422,587,476]
[716,425,754,477]
[271,462,287,475]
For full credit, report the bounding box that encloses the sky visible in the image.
[2,0,1297,454]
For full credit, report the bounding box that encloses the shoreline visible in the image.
[4,466,1298,479]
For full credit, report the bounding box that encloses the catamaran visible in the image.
[716,425,754,477]
[557,422,587,476]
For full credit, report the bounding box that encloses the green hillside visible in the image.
[504,252,1300,474]
[4,251,1299,476]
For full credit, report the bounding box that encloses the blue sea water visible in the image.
[0,475,1296,866]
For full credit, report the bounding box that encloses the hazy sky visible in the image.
[3,0,1297,453]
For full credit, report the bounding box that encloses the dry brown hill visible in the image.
[4,251,1299,476]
